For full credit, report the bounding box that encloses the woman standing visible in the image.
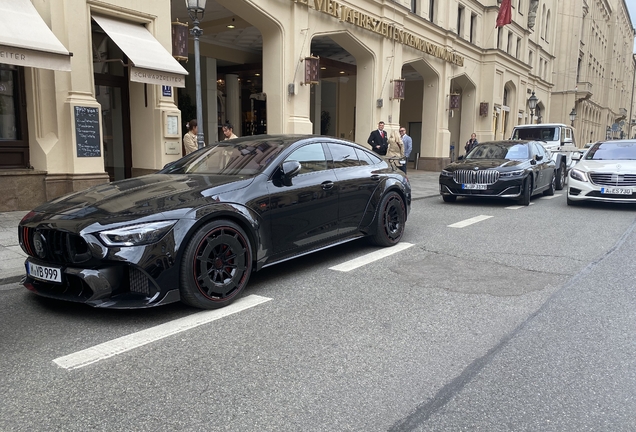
[386,129,406,173]
[183,120,198,155]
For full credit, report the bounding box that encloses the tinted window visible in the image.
[285,143,328,174]
[513,127,559,141]
[329,143,359,168]
[159,140,285,176]
[358,149,383,165]
[467,143,529,160]
[355,148,373,166]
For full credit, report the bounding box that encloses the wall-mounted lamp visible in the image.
[390,78,406,100]
[302,56,320,85]
[479,102,489,117]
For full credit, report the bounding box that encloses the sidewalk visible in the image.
[0,170,441,284]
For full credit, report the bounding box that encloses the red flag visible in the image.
[496,0,512,27]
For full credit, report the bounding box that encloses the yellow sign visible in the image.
[291,0,464,66]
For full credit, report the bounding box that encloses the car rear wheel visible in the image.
[543,171,555,196]
[370,191,405,247]
[556,162,566,190]
[442,195,457,202]
[518,177,531,206]
[180,220,252,309]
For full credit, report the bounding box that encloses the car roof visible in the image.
[513,123,568,128]
[479,140,536,146]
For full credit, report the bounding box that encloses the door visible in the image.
[94,74,131,181]
[267,143,339,254]
[408,122,421,163]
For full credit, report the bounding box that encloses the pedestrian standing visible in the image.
[183,119,198,155]
[465,133,478,155]
[222,122,238,140]
[367,121,388,156]
[399,127,412,173]
[387,129,406,173]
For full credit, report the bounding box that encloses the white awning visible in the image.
[92,14,188,88]
[0,0,71,71]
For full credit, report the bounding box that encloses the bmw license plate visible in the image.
[462,184,487,190]
[27,262,62,283]
[601,187,632,195]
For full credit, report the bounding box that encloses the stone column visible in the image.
[225,74,241,136]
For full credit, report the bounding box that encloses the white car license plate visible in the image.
[462,184,487,190]
[601,187,632,195]
[27,262,62,283]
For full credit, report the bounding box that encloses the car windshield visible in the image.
[585,142,636,160]
[159,140,286,176]
[512,127,559,141]
[467,143,529,160]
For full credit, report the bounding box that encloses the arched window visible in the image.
[541,5,546,39]
[545,10,551,42]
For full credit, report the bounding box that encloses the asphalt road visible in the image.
[1,193,635,431]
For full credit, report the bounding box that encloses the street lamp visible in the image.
[569,108,577,127]
[528,91,538,124]
[186,0,207,149]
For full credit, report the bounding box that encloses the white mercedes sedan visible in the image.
[568,140,636,205]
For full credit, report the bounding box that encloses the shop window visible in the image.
[0,65,29,168]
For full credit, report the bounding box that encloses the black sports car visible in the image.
[439,140,556,205]
[19,135,410,309]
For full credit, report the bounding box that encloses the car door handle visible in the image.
[321,181,334,190]
[371,175,381,181]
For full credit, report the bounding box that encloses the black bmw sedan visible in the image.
[439,140,556,205]
[19,135,410,309]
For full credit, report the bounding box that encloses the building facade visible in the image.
[0,0,634,211]
[550,0,635,144]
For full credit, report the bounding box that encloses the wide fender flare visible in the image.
[360,177,408,230]
[176,203,263,264]
[553,153,566,170]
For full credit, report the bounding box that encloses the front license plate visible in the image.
[27,262,62,283]
[462,184,488,190]
[601,187,632,195]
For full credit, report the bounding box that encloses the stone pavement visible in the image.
[0,170,441,285]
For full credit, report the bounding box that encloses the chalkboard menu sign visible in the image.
[74,106,101,157]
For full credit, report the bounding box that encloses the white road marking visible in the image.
[447,215,493,228]
[329,242,414,272]
[539,193,563,200]
[53,294,272,370]
[505,205,524,210]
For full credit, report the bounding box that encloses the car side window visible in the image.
[284,143,328,175]
[355,148,373,166]
[358,149,383,165]
[328,143,359,168]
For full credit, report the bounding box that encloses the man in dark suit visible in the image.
[368,121,388,156]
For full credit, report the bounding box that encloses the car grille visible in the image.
[453,169,500,184]
[589,173,636,187]
[20,227,91,264]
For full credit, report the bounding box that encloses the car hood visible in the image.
[444,159,527,171]
[31,174,254,219]
[574,160,636,173]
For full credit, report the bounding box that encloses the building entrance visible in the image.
[94,74,131,181]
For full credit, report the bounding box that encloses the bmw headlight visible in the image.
[441,169,453,177]
[569,169,588,182]
[98,221,177,247]
[499,169,525,178]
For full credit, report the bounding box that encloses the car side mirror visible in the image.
[572,152,582,161]
[458,155,464,161]
[535,154,543,161]
[280,160,302,186]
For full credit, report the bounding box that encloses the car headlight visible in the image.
[569,169,588,182]
[441,169,453,177]
[499,169,525,178]
[98,221,177,247]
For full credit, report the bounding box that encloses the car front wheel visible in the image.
[371,191,406,247]
[556,162,566,190]
[518,177,531,206]
[180,220,252,309]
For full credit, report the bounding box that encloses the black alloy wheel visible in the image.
[371,191,406,246]
[543,171,556,196]
[518,177,531,206]
[556,162,566,190]
[180,220,252,309]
